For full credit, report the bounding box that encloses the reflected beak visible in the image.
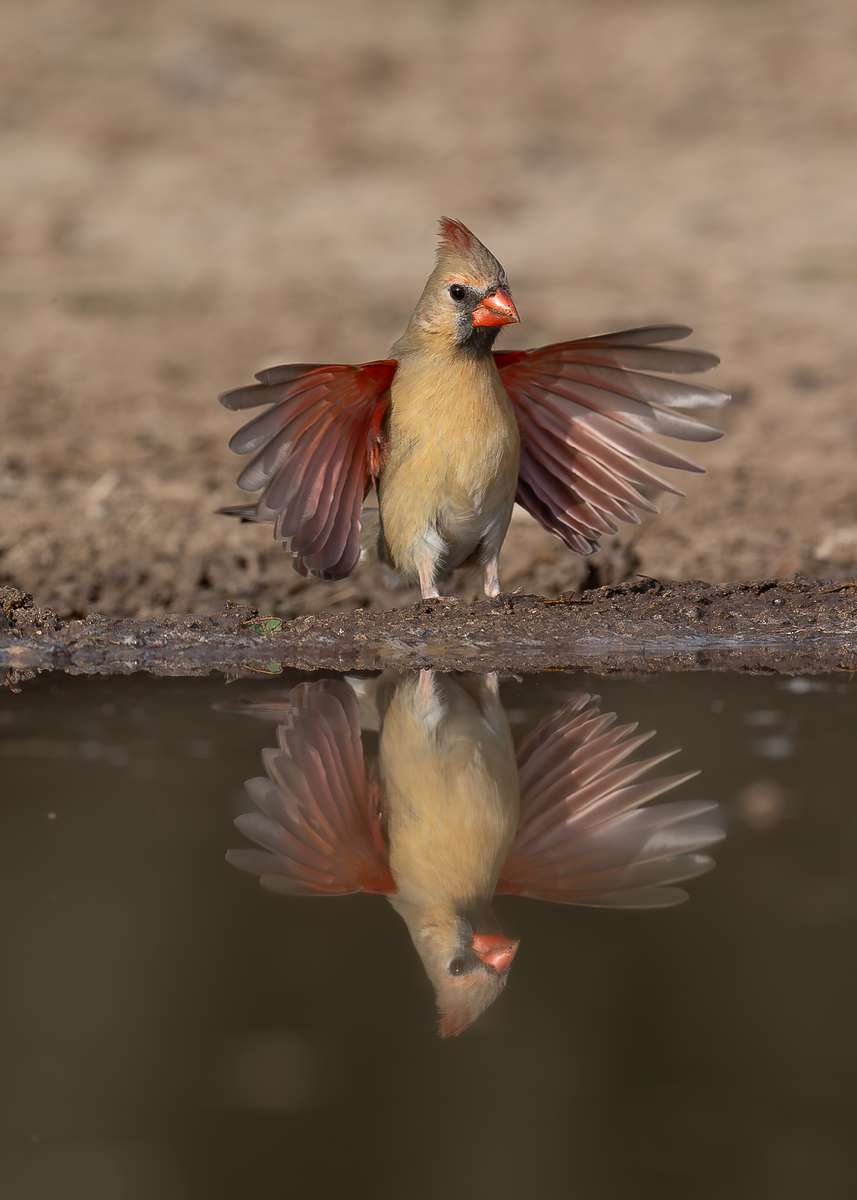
[471,288,520,328]
[472,932,520,974]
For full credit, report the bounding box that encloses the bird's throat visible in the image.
[457,324,502,356]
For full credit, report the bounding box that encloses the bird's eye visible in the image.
[448,284,467,302]
[448,956,467,977]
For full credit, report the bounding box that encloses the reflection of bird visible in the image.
[219,219,727,599]
[378,672,520,1037]
[227,673,723,1036]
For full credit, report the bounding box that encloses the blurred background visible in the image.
[3,0,857,617]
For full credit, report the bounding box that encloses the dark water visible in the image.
[1,670,856,1200]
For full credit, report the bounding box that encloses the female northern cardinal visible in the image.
[226,672,723,1036]
[219,219,727,599]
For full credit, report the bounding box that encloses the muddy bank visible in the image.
[2,578,856,683]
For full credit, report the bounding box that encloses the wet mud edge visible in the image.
[2,577,857,682]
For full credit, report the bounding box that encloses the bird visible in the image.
[225,672,723,1037]
[376,671,521,1037]
[218,218,728,600]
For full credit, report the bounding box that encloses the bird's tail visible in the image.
[217,502,263,523]
[344,675,384,732]
[358,502,383,562]
[359,502,408,591]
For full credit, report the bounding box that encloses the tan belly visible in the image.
[379,357,520,577]
[381,672,521,906]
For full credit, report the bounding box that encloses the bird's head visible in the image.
[408,910,520,1038]
[409,217,520,354]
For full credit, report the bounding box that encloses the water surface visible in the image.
[1,671,856,1199]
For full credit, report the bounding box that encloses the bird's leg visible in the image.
[414,669,445,733]
[417,668,436,701]
[416,539,455,601]
[414,527,457,602]
[418,556,441,600]
[483,555,501,599]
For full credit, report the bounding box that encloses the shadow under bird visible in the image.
[219,218,729,600]
[225,672,724,1037]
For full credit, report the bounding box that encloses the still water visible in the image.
[1,670,856,1199]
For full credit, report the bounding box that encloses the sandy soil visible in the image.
[3,0,857,618]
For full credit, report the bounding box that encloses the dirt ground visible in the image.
[3,0,857,619]
[4,579,857,681]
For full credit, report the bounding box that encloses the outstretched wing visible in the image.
[220,360,396,578]
[226,680,394,897]
[495,326,728,554]
[498,694,724,908]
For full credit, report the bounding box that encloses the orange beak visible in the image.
[471,288,520,328]
[472,932,520,974]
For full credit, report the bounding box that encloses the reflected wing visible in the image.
[498,694,724,908]
[226,680,394,896]
[495,327,728,554]
[220,360,396,578]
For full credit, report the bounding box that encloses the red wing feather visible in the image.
[498,694,724,908]
[496,327,728,554]
[220,360,396,578]
[226,680,394,897]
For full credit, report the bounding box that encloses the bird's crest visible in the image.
[436,970,510,1038]
[438,217,480,255]
[437,216,505,284]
